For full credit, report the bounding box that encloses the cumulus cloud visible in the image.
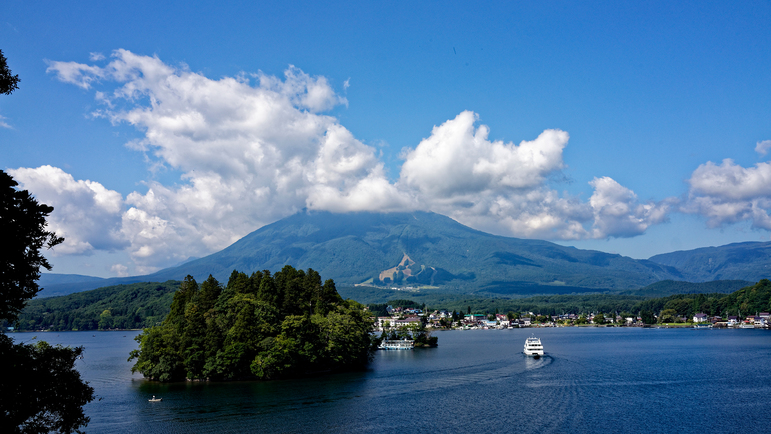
[42,50,400,272]
[400,111,567,197]
[685,158,771,229]
[110,263,129,277]
[36,49,675,275]
[397,112,666,239]
[755,140,771,156]
[8,166,125,255]
[588,177,674,238]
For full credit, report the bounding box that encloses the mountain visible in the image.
[143,211,683,296]
[648,241,771,282]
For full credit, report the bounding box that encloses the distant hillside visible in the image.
[36,274,146,298]
[648,242,771,282]
[16,275,766,331]
[14,281,181,331]
[619,280,753,297]
[637,279,771,318]
[144,211,683,295]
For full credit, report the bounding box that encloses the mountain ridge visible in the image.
[38,211,771,298]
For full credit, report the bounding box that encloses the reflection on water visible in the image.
[12,328,771,433]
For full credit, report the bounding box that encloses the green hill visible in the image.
[13,281,180,331]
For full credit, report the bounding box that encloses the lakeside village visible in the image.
[373,305,771,333]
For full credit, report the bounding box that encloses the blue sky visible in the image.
[2,1,771,277]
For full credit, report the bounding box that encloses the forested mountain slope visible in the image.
[648,242,771,282]
[144,211,683,294]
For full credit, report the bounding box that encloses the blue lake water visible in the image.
[13,327,771,433]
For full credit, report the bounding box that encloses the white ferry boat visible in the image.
[378,339,415,350]
[524,336,544,357]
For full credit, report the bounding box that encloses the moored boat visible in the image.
[524,336,544,358]
[378,339,415,350]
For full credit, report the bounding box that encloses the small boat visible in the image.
[524,335,544,358]
[693,323,713,329]
[378,339,415,350]
[148,396,162,402]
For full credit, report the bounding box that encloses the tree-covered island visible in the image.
[128,266,376,381]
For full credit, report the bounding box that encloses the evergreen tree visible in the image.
[130,266,373,382]
[1,168,94,433]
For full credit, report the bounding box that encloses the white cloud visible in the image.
[398,111,667,239]
[42,50,395,272]
[110,263,129,277]
[400,111,568,197]
[689,159,771,201]
[588,177,674,238]
[8,165,126,255]
[37,50,677,275]
[89,52,105,61]
[0,115,11,129]
[755,140,771,156]
[685,158,771,229]
[46,60,105,89]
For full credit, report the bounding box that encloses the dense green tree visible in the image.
[1,169,94,433]
[130,267,374,382]
[0,335,95,433]
[640,310,656,325]
[1,49,20,95]
[1,171,64,322]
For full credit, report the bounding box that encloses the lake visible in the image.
[12,327,771,433]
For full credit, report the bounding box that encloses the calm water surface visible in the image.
[14,327,771,433]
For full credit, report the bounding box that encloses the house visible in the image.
[693,313,708,323]
[376,317,393,330]
[392,317,422,328]
[521,317,532,327]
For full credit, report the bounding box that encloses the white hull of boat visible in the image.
[524,336,544,357]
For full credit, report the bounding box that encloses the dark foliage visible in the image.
[129,266,375,382]
[1,170,63,323]
[1,49,20,95]
[0,334,95,433]
[1,169,94,433]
